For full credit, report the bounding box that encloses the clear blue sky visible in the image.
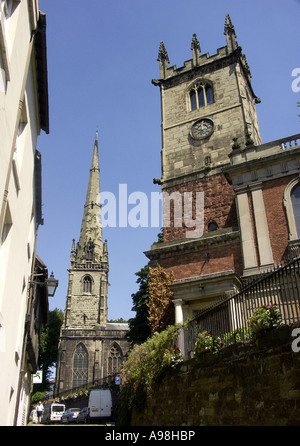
[37,0,300,321]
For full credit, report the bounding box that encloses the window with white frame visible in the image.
[283,178,300,241]
[291,183,300,238]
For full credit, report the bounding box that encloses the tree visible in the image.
[35,308,64,391]
[126,264,151,345]
[147,264,175,334]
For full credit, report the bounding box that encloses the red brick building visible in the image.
[145,16,300,325]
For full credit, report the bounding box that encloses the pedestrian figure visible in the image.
[36,401,44,424]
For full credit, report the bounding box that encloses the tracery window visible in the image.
[72,343,88,388]
[107,343,122,376]
[83,275,92,293]
[189,82,214,111]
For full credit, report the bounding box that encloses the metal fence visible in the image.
[54,373,118,398]
[184,257,300,357]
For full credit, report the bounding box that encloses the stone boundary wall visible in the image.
[130,324,300,426]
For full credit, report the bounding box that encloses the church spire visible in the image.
[76,131,103,263]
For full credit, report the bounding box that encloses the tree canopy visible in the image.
[34,308,64,391]
[126,263,151,345]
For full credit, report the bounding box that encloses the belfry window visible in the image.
[83,275,92,293]
[72,343,88,388]
[189,82,214,111]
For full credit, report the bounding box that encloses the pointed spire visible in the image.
[224,14,238,53]
[157,41,169,79]
[76,133,103,263]
[191,33,201,66]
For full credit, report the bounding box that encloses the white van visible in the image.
[42,403,65,424]
[88,389,112,422]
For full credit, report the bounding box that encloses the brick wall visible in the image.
[263,175,295,263]
[158,241,243,280]
[163,173,237,242]
[129,324,300,426]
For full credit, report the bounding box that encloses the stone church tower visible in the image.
[55,132,129,395]
[145,15,264,322]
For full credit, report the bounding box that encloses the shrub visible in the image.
[122,324,183,393]
[223,327,251,345]
[32,391,46,404]
[194,330,222,357]
[247,302,283,336]
[119,323,184,423]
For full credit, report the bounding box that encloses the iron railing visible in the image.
[184,257,300,357]
[54,373,118,398]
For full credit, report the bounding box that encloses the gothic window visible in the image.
[189,82,214,111]
[72,343,88,388]
[83,275,92,293]
[107,343,122,376]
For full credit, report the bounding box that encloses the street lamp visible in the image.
[45,272,59,297]
[29,271,59,297]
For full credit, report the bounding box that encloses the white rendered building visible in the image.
[0,0,49,425]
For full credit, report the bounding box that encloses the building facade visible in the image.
[55,133,130,395]
[0,0,50,425]
[145,15,300,327]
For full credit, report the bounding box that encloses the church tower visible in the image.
[55,133,129,395]
[146,15,263,323]
[65,130,109,329]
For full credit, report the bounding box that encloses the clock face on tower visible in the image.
[190,118,214,140]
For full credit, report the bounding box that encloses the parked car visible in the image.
[76,407,89,424]
[60,408,80,424]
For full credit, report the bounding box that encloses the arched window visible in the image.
[291,184,300,237]
[107,343,122,376]
[72,343,88,388]
[189,81,214,111]
[83,275,92,293]
[208,221,218,232]
[85,239,94,261]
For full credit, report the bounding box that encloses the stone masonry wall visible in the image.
[130,324,300,426]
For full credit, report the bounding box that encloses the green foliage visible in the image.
[223,327,251,344]
[35,308,64,391]
[123,324,182,391]
[194,330,222,357]
[247,302,283,336]
[108,318,128,323]
[126,263,151,345]
[162,345,183,368]
[31,391,46,404]
[119,324,184,423]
